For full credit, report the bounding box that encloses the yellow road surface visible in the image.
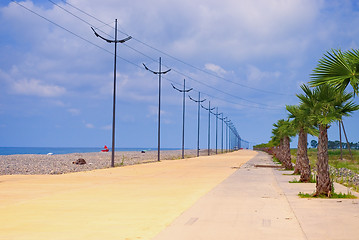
[0,150,257,240]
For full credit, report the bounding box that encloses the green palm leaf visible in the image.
[310,49,359,96]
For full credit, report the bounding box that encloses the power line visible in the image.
[49,0,284,108]
[167,68,279,107]
[57,0,291,96]
[49,0,158,64]
[12,0,283,111]
[11,0,253,147]
[163,76,283,110]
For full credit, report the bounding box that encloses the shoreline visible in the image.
[0,149,220,175]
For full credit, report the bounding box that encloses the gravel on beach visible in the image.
[0,149,217,175]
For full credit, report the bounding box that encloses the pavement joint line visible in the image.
[185,217,199,226]
[272,167,310,240]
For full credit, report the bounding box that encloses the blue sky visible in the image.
[1,0,359,149]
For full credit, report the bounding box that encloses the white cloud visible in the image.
[68,108,81,115]
[2,0,359,147]
[165,0,323,61]
[85,123,94,129]
[47,100,66,107]
[146,105,168,122]
[120,114,135,123]
[101,124,112,130]
[11,78,66,97]
[146,105,158,118]
[204,63,227,76]
[246,65,281,85]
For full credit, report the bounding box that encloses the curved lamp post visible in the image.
[171,79,193,159]
[189,93,206,157]
[91,19,132,167]
[210,108,221,154]
[143,57,171,161]
[201,101,215,155]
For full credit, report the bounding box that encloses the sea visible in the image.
[0,147,180,155]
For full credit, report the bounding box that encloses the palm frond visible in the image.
[310,49,359,96]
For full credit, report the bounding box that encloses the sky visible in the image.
[1,0,359,149]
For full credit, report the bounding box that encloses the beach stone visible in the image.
[73,158,86,165]
[0,149,204,175]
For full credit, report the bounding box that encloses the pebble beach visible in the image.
[0,149,216,175]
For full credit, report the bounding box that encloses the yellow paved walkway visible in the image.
[0,150,257,240]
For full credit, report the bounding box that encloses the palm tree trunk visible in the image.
[274,146,280,161]
[278,139,284,163]
[282,136,293,170]
[315,124,332,196]
[298,129,311,182]
[294,131,302,174]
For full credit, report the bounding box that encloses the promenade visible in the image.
[1,150,359,240]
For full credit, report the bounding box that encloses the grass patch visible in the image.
[288,149,359,193]
[334,176,359,193]
[283,172,300,176]
[298,191,357,199]
[291,148,359,174]
[113,155,126,167]
[289,176,316,183]
[272,157,281,164]
[289,178,301,183]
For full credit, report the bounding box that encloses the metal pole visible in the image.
[226,121,228,152]
[224,119,230,152]
[189,93,206,157]
[182,80,185,158]
[229,123,231,151]
[171,80,192,159]
[197,92,201,157]
[209,109,220,154]
[201,101,215,156]
[229,125,232,151]
[143,58,171,162]
[111,20,118,167]
[158,57,162,162]
[208,101,210,155]
[215,108,218,154]
[91,19,132,168]
[221,115,224,153]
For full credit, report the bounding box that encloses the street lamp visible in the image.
[171,79,193,159]
[143,57,171,161]
[225,119,231,152]
[91,19,132,167]
[189,92,206,157]
[201,101,215,156]
[210,108,222,154]
[219,115,226,153]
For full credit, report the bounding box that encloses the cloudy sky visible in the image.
[1,0,359,149]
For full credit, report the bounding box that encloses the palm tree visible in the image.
[286,102,317,182]
[270,128,282,161]
[310,49,359,96]
[272,119,295,170]
[301,84,359,196]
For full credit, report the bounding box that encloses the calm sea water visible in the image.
[0,147,180,155]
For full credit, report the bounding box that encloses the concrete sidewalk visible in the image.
[2,150,358,240]
[153,152,359,240]
[0,150,257,240]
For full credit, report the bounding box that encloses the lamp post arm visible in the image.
[91,27,132,43]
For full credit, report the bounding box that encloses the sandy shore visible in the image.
[0,149,218,175]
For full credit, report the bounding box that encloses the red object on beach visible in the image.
[101,145,109,152]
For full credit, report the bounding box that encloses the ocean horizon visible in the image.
[0,147,182,155]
